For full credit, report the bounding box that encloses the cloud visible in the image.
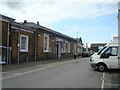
[66,25,112,32]
[5,2,24,9]
[1,0,119,2]
[0,0,118,27]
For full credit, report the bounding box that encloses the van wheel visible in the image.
[97,64,107,72]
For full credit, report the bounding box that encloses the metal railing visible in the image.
[0,45,11,64]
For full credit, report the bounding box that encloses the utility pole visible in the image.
[86,43,88,52]
[117,2,120,86]
[77,32,78,39]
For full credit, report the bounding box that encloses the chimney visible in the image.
[24,20,27,23]
[37,21,39,25]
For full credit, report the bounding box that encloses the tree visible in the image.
[78,37,83,44]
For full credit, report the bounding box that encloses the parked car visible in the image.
[82,51,90,57]
[89,51,94,56]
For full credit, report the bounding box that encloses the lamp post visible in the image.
[118,1,120,68]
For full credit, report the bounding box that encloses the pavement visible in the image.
[1,57,80,71]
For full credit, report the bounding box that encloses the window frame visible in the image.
[101,46,118,58]
[68,42,70,53]
[74,43,76,52]
[20,34,29,52]
[104,47,118,56]
[43,33,49,52]
[62,42,66,53]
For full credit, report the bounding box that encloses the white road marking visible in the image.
[0,59,80,80]
[104,83,120,86]
[101,72,105,89]
[0,67,48,80]
[1,72,20,75]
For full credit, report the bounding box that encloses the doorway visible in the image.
[56,42,61,59]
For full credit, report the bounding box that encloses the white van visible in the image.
[90,37,120,72]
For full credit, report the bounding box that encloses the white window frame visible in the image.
[20,35,29,52]
[78,47,80,53]
[68,42,70,53]
[74,43,76,52]
[44,33,49,52]
[62,42,66,53]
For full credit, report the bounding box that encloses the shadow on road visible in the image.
[106,69,120,73]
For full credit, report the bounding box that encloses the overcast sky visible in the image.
[0,0,119,46]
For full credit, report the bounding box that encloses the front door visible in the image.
[56,44,59,58]
[56,42,61,58]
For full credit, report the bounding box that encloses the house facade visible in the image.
[0,14,83,64]
[10,22,36,63]
[0,14,15,64]
[23,21,80,60]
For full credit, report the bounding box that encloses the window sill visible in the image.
[44,51,49,53]
[20,50,28,53]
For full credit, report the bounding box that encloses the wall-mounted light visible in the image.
[14,29,18,32]
[38,35,41,37]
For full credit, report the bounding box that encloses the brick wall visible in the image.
[0,21,8,62]
[10,28,35,63]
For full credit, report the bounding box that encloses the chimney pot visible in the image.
[37,21,39,25]
[24,20,27,23]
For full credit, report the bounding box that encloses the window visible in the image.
[98,46,104,51]
[78,47,80,53]
[74,43,76,52]
[68,42,70,53]
[20,35,28,52]
[111,47,118,56]
[44,33,49,52]
[104,47,118,56]
[104,47,111,55]
[62,42,66,53]
[73,43,76,54]
[98,46,107,55]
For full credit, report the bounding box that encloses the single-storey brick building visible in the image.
[0,14,83,64]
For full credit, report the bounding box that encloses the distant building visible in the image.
[90,43,107,52]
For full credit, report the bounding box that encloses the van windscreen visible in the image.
[98,46,107,55]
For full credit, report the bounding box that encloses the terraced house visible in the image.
[0,14,83,64]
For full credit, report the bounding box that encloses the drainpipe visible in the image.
[35,29,37,61]
[17,24,21,63]
[6,21,10,64]
[33,25,37,61]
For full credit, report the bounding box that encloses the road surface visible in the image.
[1,58,119,88]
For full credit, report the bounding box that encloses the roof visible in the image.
[0,14,77,41]
[11,22,35,32]
[23,22,77,41]
[0,14,15,22]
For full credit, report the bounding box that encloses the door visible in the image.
[56,44,59,58]
[101,47,118,69]
[56,42,61,58]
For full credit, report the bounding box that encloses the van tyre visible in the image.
[97,64,107,72]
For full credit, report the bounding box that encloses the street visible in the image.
[1,58,120,88]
